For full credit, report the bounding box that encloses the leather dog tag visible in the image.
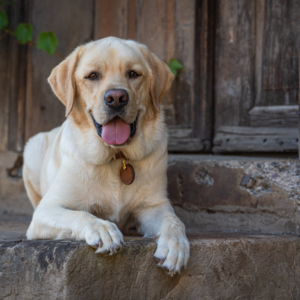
[120,164,135,185]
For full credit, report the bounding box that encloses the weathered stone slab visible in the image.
[1,232,300,300]
[168,155,300,234]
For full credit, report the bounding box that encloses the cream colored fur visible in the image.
[23,37,189,276]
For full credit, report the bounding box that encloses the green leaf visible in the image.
[14,23,32,44]
[37,31,58,55]
[0,9,8,30]
[168,58,183,77]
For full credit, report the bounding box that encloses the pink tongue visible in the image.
[102,118,131,145]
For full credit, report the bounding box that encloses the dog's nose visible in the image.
[104,89,128,110]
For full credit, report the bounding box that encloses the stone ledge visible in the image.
[1,232,300,299]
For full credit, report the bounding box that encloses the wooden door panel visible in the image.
[170,0,195,128]
[249,105,298,127]
[213,0,299,153]
[96,0,124,38]
[135,0,166,59]
[0,0,28,152]
[261,0,300,106]
[214,0,256,129]
[25,0,95,142]
[0,2,12,151]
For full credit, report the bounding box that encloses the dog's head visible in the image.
[48,37,174,147]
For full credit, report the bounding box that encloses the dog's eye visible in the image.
[128,71,139,78]
[87,73,98,80]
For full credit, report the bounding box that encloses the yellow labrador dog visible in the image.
[23,37,189,276]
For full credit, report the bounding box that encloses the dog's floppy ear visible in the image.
[140,46,174,112]
[48,47,82,116]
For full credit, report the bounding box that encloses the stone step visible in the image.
[1,231,300,300]
[168,155,300,234]
[1,151,299,234]
[0,213,30,241]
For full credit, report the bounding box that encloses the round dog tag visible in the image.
[120,164,135,185]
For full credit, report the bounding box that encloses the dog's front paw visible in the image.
[83,220,124,255]
[154,231,190,277]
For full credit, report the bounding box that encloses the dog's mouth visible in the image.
[91,114,138,146]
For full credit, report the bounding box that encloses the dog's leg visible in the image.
[27,192,124,255]
[136,202,190,276]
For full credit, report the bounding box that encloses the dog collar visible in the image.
[115,151,135,185]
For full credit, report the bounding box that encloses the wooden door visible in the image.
[1,0,214,154]
[0,0,28,152]
[213,0,299,153]
[0,0,95,152]
[24,0,95,144]
[96,0,215,152]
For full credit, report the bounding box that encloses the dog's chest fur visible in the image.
[76,159,141,228]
